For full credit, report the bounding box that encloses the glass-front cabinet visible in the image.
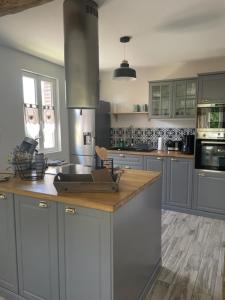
[149,78,197,119]
[173,79,197,118]
[150,81,172,118]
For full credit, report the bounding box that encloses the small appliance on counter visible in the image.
[166,140,183,151]
[181,134,195,154]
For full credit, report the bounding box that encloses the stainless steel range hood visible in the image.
[64,0,99,109]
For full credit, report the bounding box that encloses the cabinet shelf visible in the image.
[111,112,148,115]
[111,112,148,120]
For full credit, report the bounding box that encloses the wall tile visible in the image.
[110,127,195,148]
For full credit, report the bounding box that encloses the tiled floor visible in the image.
[146,210,225,300]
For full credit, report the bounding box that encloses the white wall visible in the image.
[100,55,225,128]
[0,46,69,169]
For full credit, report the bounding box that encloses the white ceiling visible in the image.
[0,0,225,69]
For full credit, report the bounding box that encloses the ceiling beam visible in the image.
[0,0,54,17]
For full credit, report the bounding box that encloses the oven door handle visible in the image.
[201,141,225,145]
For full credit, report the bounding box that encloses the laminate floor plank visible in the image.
[146,280,170,300]
[147,210,225,300]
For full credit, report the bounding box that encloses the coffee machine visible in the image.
[181,134,195,154]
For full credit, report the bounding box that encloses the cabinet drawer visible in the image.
[108,154,144,169]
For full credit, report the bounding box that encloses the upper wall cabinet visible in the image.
[173,79,197,118]
[198,72,225,104]
[149,81,173,118]
[149,78,197,119]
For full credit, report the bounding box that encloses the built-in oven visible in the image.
[195,131,225,171]
[197,103,225,129]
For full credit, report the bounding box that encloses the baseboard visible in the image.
[162,205,225,221]
[138,258,162,300]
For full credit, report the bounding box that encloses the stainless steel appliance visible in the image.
[69,109,95,166]
[195,131,225,171]
[197,103,225,129]
[69,101,111,166]
[64,0,99,109]
[195,102,225,170]
[64,0,105,167]
[166,140,183,151]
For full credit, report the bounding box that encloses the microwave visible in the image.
[197,103,225,129]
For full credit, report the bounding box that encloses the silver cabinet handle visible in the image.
[119,154,125,157]
[39,201,48,208]
[65,207,77,215]
[198,173,206,177]
[171,158,178,161]
[202,141,225,145]
[156,157,162,160]
[0,193,6,199]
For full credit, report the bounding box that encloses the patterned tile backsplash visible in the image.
[110,127,195,148]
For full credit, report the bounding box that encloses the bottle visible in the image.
[119,138,124,148]
[158,137,163,151]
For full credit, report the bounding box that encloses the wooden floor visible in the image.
[146,210,225,300]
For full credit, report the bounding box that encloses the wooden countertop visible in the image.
[0,169,160,213]
[108,149,194,159]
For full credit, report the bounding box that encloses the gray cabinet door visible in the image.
[0,192,18,293]
[144,156,167,204]
[149,81,172,119]
[58,204,111,300]
[198,73,225,103]
[167,158,193,208]
[15,195,59,300]
[194,170,225,214]
[173,78,197,118]
[108,153,144,169]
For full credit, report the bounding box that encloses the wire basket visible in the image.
[15,158,46,181]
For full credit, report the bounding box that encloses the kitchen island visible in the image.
[0,169,161,300]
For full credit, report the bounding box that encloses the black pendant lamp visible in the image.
[113,36,137,81]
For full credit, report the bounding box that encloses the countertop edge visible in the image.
[0,171,161,213]
[108,149,194,159]
[112,172,161,211]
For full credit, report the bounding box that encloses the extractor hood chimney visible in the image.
[64,0,99,109]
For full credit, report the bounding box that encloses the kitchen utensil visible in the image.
[19,137,38,155]
[95,146,108,161]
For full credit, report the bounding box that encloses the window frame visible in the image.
[22,70,61,154]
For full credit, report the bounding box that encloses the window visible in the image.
[22,71,61,153]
